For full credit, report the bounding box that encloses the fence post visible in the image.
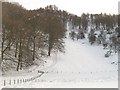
[14,80,15,84]
[20,79,22,83]
[4,80,6,86]
[26,79,28,82]
[23,79,25,83]
[17,79,19,84]
[9,80,11,85]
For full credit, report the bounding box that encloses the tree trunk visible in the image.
[17,39,22,71]
[33,36,36,61]
[1,29,5,64]
[48,46,51,56]
[48,36,52,56]
[8,39,11,51]
[15,41,18,57]
[20,62,22,70]
[1,40,4,61]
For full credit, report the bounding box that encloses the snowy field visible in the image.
[1,36,118,88]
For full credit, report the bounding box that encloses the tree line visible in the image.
[69,13,119,57]
[1,2,67,72]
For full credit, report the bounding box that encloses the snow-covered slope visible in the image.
[2,37,118,88]
[1,22,118,88]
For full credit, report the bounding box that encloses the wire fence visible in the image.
[32,70,118,83]
[1,53,58,87]
[43,70,118,74]
[1,69,118,87]
[2,71,44,87]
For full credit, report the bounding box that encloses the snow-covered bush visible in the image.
[88,29,96,45]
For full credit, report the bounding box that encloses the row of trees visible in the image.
[69,13,119,56]
[70,13,118,32]
[1,2,67,72]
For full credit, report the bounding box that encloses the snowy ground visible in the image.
[1,36,118,88]
[0,23,118,88]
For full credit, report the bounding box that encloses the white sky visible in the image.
[8,0,119,16]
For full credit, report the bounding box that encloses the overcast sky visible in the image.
[8,0,119,16]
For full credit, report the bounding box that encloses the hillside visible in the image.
[0,1,119,88]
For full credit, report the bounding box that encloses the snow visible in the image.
[1,37,118,89]
[0,22,118,89]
